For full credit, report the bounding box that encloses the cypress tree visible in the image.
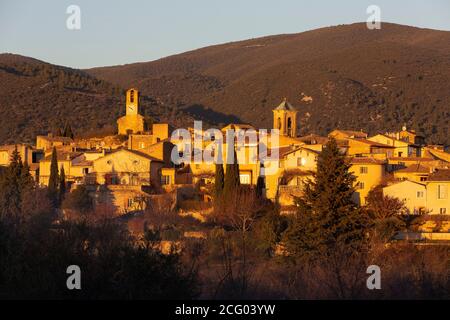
[20,160,34,193]
[63,123,74,139]
[284,138,368,260]
[48,147,59,206]
[55,127,63,137]
[256,176,265,198]
[214,163,224,199]
[223,146,240,201]
[58,165,66,205]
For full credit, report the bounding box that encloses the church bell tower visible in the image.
[272,98,298,137]
[126,88,139,116]
[117,88,144,135]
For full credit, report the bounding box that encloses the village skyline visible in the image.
[0,1,449,307]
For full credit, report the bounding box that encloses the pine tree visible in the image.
[0,147,23,217]
[214,163,224,199]
[47,147,59,206]
[58,165,66,205]
[223,146,240,202]
[283,138,368,260]
[0,146,33,218]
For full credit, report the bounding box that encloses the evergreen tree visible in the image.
[62,184,93,214]
[256,176,265,199]
[47,147,59,206]
[0,146,33,218]
[214,163,224,199]
[223,146,240,201]
[20,160,34,192]
[58,165,66,205]
[55,127,63,137]
[0,147,23,217]
[63,123,74,139]
[283,138,368,260]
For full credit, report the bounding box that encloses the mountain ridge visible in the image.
[1,22,449,145]
[86,22,450,144]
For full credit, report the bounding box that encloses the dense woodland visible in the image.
[0,141,448,299]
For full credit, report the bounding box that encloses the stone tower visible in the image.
[126,88,139,115]
[117,88,145,135]
[272,98,298,137]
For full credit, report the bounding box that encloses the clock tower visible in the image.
[126,88,139,115]
[117,88,145,135]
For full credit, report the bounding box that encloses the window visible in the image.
[438,185,448,199]
[440,208,447,214]
[110,176,118,185]
[356,182,365,190]
[360,166,368,174]
[416,191,424,198]
[240,173,251,185]
[130,174,139,186]
[161,175,171,185]
[297,157,305,166]
[83,168,89,175]
[127,198,134,208]
[420,177,427,182]
[129,90,134,103]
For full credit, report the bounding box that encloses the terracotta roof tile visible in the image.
[428,169,450,182]
[396,164,430,174]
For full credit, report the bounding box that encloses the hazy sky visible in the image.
[1,0,449,69]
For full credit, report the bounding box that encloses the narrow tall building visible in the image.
[117,88,145,135]
[272,98,298,137]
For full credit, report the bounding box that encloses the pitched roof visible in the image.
[37,135,73,143]
[0,144,30,151]
[266,145,295,158]
[396,164,430,174]
[296,134,329,145]
[349,157,386,165]
[274,98,296,111]
[388,157,435,162]
[372,134,414,146]
[426,148,450,163]
[427,169,450,182]
[349,138,394,148]
[330,130,368,139]
[43,151,83,162]
[99,148,163,162]
[282,145,321,158]
[384,179,426,189]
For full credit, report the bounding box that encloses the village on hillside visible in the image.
[1,88,450,243]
